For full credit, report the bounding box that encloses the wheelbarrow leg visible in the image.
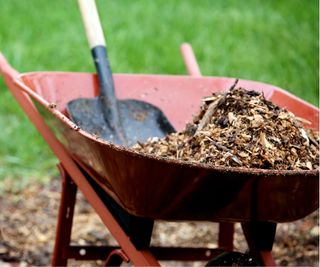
[218,222,234,251]
[241,222,277,266]
[52,163,78,266]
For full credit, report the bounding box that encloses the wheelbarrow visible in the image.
[0,45,318,266]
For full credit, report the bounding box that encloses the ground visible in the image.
[0,178,318,266]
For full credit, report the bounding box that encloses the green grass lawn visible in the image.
[0,0,318,183]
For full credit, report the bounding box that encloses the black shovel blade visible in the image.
[67,97,175,147]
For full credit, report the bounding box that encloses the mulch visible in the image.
[133,85,319,170]
[0,178,318,266]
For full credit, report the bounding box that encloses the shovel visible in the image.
[67,0,174,146]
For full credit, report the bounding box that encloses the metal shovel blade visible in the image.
[68,0,175,146]
[67,97,175,146]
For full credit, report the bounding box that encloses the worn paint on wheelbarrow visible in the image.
[12,71,319,222]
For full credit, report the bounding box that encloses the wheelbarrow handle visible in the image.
[0,53,19,82]
[180,43,202,77]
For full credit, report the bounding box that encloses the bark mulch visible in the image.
[133,84,319,170]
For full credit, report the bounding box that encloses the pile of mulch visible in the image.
[0,178,318,266]
[133,84,319,170]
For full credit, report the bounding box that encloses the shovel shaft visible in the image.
[91,45,120,130]
[91,46,117,101]
[78,0,105,48]
[78,0,116,99]
[78,0,127,144]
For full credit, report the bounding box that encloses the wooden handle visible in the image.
[78,0,106,48]
[180,43,202,77]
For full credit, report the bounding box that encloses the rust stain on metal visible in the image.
[132,111,147,122]
[48,102,57,109]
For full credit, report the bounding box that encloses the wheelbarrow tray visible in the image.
[14,71,319,222]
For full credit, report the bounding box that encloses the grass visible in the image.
[0,0,318,182]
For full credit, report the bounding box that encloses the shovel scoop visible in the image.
[67,0,174,147]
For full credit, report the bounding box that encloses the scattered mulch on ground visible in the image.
[0,178,318,266]
[133,83,319,170]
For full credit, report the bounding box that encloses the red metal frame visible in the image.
[51,163,230,266]
[52,164,77,266]
[51,162,276,266]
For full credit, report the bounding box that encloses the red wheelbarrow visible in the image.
[0,44,318,266]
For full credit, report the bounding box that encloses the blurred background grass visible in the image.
[0,0,318,183]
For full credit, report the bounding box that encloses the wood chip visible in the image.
[259,132,274,149]
[197,97,221,131]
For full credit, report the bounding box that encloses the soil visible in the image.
[0,178,318,266]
